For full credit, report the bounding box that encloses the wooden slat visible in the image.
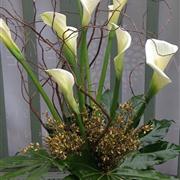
[21,0,42,144]
[0,51,8,158]
[144,0,159,122]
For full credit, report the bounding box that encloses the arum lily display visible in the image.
[41,12,78,56]
[80,0,101,26]
[110,24,131,119]
[108,0,128,29]
[1,1,180,180]
[46,69,79,114]
[146,39,178,98]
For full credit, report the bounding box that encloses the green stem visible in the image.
[77,0,83,20]
[10,50,62,122]
[76,114,86,137]
[63,47,85,112]
[132,80,157,127]
[80,29,92,105]
[96,30,115,102]
[63,47,86,136]
[110,77,121,121]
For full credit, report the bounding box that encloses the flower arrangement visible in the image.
[0,0,180,179]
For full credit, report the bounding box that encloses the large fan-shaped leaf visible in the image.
[140,119,173,146]
[0,149,65,179]
[120,141,180,170]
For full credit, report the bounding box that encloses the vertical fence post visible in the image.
[21,0,42,144]
[144,0,159,122]
[0,51,8,158]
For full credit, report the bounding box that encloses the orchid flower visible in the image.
[41,12,78,56]
[80,0,101,26]
[108,0,128,29]
[0,19,22,58]
[145,39,178,95]
[113,24,131,78]
[46,69,79,114]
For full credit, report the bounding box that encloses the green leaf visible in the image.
[1,164,41,179]
[112,168,178,180]
[120,141,180,170]
[140,119,173,146]
[0,149,65,179]
[27,163,50,180]
[127,95,146,127]
[63,175,79,180]
[0,155,40,170]
[100,89,113,112]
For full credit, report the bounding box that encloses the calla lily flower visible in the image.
[0,19,22,58]
[108,0,128,29]
[41,12,78,56]
[80,0,101,26]
[46,69,79,114]
[113,24,131,78]
[145,39,178,94]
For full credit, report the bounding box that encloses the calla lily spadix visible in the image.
[113,23,131,78]
[41,12,78,56]
[0,19,22,59]
[145,39,178,95]
[80,0,101,26]
[108,0,128,29]
[46,69,79,114]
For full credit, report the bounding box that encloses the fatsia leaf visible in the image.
[26,163,50,180]
[1,164,42,179]
[120,141,180,170]
[63,175,79,180]
[140,119,173,146]
[112,168,178,180]
[0,156,37,170]
[0,149,65,179]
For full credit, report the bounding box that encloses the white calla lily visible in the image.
[108,0,128,29]
[0,19,22,58]
[145,39,178,94]
[113,24,131,78]
[80,0,101,26]
[41,12,78,56]
[46,69,79,114]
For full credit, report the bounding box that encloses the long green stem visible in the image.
[110,77,121,120]
[80,29,92,105]
[10,49,62,122]
[132,80,157,127]
[63,47,86,136]
[64,47,85,112]
[77,0,83,20]
[96,30,115,102]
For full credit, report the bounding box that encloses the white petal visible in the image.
[46,69,74,93]
[108,0,127,28]
[113,24,131,54]
[113,24,131,77]
[0,19,21,56]
[80,0,101,26]
[145,39,178,90]
[46,69,79,113]
[41,12,78,56]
